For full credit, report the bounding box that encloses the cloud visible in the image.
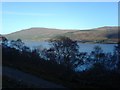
[2,11,55,16]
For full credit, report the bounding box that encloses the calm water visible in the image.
[24,41,117,72]
[78,43,117,54]
[24,41,117,54]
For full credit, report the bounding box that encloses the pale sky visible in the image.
[1,2,118,34]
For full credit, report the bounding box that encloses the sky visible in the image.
[1,2,118,34]
[1,0,120,2]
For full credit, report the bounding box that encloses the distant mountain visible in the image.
[4,26,119,43]
[4,28,73,41]
[63,26,119,43]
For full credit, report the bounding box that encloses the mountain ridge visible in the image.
[4,26,119,43]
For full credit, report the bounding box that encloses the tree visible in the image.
[113,45,120,72]
[10,39,24,50]
[22,46,31,52]
[45,48,56,62]
[90,45,105,63]
[2,37,8,46]
[2,37,8,42]
[49,36,79,70]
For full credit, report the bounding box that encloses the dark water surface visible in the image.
[24,41,117,53]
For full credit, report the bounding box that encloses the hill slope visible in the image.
[63,26,119,43]
[4,26,119,43]
[5,28,73,41]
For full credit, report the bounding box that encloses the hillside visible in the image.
[5,28,73,41]
[63,26,119,43]
[4,26,119,43]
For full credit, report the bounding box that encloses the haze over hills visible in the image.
[4,26,119,43]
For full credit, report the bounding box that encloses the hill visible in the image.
[63,26,119,43]
[4,26,119,43]
[4,28,72,41]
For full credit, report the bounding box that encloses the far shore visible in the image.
[22,40,119,44]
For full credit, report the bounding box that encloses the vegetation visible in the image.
[49,36,81,70]
[2,36,120,88]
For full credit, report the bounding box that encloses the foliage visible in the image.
[49,36,81,70]
[2,37,120,88]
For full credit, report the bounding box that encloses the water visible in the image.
[24,41,117,54]
[24,41,117,72]
[24,41,50,50]
[78,43,117,54]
